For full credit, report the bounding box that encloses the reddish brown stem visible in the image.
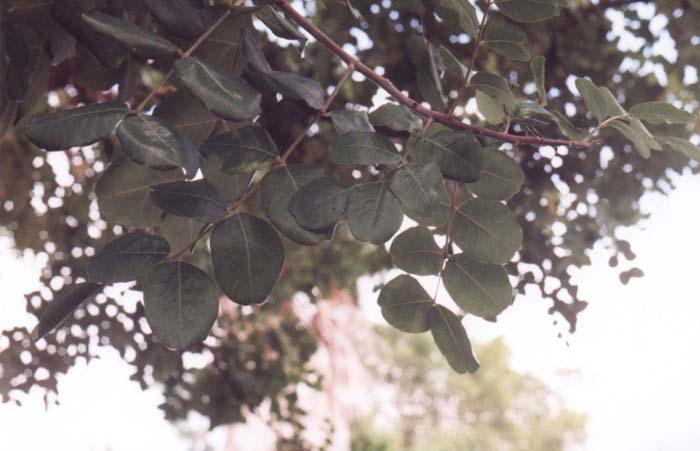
[272,0,599,149]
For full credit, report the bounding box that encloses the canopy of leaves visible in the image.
[0,0,697,438]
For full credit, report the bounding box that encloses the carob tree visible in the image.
[0,0,698,435]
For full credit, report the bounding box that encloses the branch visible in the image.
[272,0,599,149]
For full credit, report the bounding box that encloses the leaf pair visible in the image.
[378,275,480,374]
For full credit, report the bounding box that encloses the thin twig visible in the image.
[272,0,599,149]
[135,9,232,114]
[430,1,491,305]
[279,63,355,164]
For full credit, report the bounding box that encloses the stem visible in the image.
[587,113,629,140]
[429,1,491,305]
[135,9,232,114]
[272,0,599,149]
[172,64,355,258]
[278,63,355,164]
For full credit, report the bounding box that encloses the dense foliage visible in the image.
[1,0,698,439]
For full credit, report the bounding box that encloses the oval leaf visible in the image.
[330,109,375,134]
[412,130,484,182]
[466,148,524,200]
[575,78,608,123]
[96,160,184,227]
[175,57,262,122]
[347,181,403,244]
[263,71,325,110]
[158,214,203,255]
[443,255,513,319]
[430,305,480,374]
[81,11,181,59]
[201,125,279,174]
[495,0,560,23]
[329,131,401,166]
[144,0,205,39]
[151,180,226,223]
[289,177,354,231]
[369,103,423,133]
[117,115,199,178]
[471,72,516,112]
[87,232,170,283]
[34,283,103,340]
[144,261,219,350]
[116,115,199,178]
[378,275,433,333]
[261,165,333,245]
[210,213,285,305]
[629,101,695,124]
[26,101,128,150]
[452,198,522,264]
[389,227,444,275]
[389,161,449,226]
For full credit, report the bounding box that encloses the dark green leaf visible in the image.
[151,180,226,223]
[329,131,401,166]
[242,27,272,74]
[575,78,608,122]
[210,213,285,305]
[369,103,423,133]
[466,148,524,200]
[26,101,128,150]
[430,305,480,374]
[657,136,700,161]
[174,57,262,122]
[531,55,546,106]
[389,227,443,275]
[288,177,354,231]
[599,87,625,117]
[629,101,695,124]
[255,6,307,49]
[144,0,205,39]
[261,165,333,245]
[330,109,374,134]
[378,275,432,333]
[144,261,219,350]
[116,115,200,178]
[471,72,516,112]
[347,181,403,244]
[51,0,127,69]
[96,160,184,227]
[412,130,484,182]
[482,20,530,62]
[192,8,246,71]
[389,161,448,225]
[495,0,560,23]
[158,214,203,255]
[607,119,653,158]
[263,71,325,110]
[443,254,513,319]
[201,125,279,174]
[438,0,479,37]
[201,157,252,203]
[81,11,181,59]
[416,46,446,109]
[439,45,468,80]
[154,90,218,147]
[34,282,103,340]
[452,198,522,264]
[476,91,506,125]
[87,232,170,283]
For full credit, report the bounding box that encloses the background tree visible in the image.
[352,331,586,451]
[0,0,697,444]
